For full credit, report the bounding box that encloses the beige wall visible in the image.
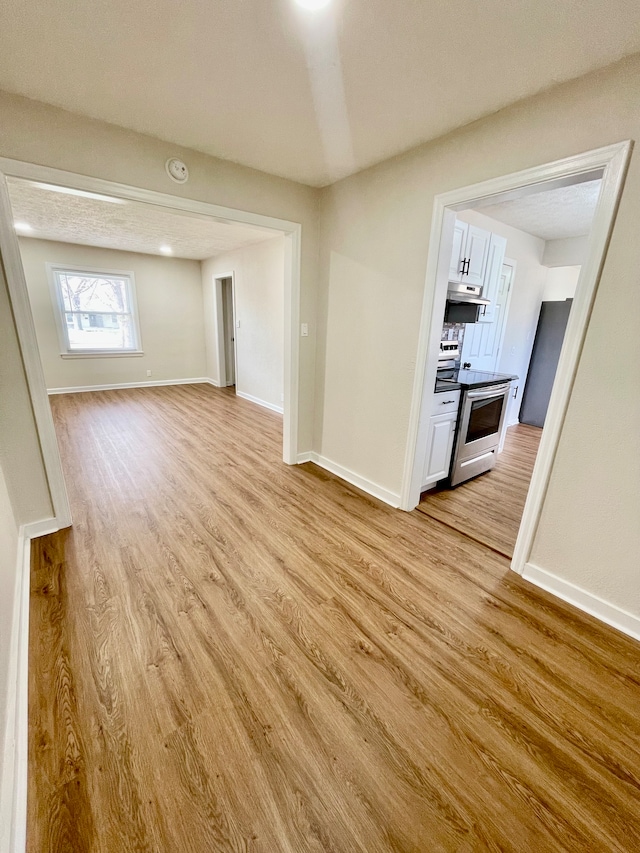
[542,235,590,267]
[202,237,285,411]
[317,54,640,617]
[19,239,207,389]
[542,266,581,301]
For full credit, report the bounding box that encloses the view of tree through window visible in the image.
[53,269,139,351]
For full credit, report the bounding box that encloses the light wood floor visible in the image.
[29,386,640,852]
[417,424,542,558]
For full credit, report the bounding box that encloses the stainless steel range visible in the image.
[435,346,516,486]
[449,378,512,486]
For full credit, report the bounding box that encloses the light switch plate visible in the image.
[301,323,309,337]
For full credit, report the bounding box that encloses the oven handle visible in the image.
[466,382,511,399]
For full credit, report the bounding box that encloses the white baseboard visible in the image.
[1,526,35,853]
[47,377,214,394]
[522,562,640,643]
[297,451,401,509]
[235,390,283,415]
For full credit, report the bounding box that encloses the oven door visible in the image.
[457,383,511,461]
[450,382,511,486]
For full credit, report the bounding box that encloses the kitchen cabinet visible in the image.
[422,390,460,489]
[449,222,491,287]
[476,233,507,324]
[449,220,468,282]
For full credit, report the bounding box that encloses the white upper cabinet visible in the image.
[448,220,507,322]
[449,220,469,282]
[477,233,507,324]
[448,221,491,287]
[463,225,491,287]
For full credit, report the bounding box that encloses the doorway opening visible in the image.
[219,275,237,388]
[0,160,303,529]
[401,142,630,579]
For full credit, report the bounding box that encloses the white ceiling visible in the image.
[0,1,638,187]
[478,180,602,241]
[7,178,280,259]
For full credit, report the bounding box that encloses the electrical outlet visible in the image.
[146,369,152,377]
[301,323,309,337]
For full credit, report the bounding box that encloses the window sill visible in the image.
[60,351,145,359]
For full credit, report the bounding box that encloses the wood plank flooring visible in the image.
[29,385,640,852]
[417,424,542,558]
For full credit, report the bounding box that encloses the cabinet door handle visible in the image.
[441,399,456,404]
[463,258,470,275]
[459,259,465,275]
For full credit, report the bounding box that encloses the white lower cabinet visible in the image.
[422,390,460,489]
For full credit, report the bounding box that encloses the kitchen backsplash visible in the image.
[441,322,466,344]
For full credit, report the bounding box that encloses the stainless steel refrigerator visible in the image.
[519,299,572,428]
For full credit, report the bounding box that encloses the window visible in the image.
[49,266,141,355]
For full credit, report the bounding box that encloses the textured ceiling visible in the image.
[0,1,639,186]
[7,179,280,259]
[479,180,602,241]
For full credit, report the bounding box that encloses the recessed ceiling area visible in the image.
[6,178,281,260]
[477,180,602,241]
[0,0,638,185]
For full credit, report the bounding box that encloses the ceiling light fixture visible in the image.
[294,0,331,9]
[31,182,127,204]
[159,245,173,255]
[14,221,33,233]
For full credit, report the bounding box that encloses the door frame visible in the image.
[213,272,238,388]
[0,159,303,530]
[400,141,631,579]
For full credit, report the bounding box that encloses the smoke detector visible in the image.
[165,158,189,184]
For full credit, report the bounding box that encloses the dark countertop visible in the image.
[435,369,517,393]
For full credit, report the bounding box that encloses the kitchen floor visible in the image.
[417,423,542,558]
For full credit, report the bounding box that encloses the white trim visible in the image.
[47,377,214,394]
[60,351,145,359]
[22,517,62,538]
[299,451,401,508]
[0,157,302,494]
[399,142,632,580]
[236,390,284,414]
[283,226,301,465]
[522,563,640,644]
[1,526,36,853]
[0,178,72,529]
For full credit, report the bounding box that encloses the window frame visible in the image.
[46,263,143,358]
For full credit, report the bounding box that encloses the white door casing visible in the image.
[0,158,303,530]
[401,141,632,585]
